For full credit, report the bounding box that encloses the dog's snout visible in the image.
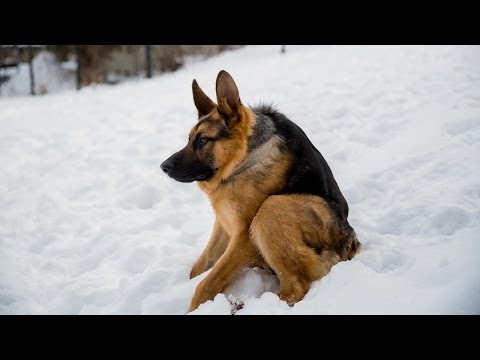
[160,159,173,174]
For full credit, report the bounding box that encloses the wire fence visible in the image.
[0,45,245,97]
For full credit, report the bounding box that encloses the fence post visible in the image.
[133,46,138,76]
[28,45,35,95]
[75,46,81,90]
[145,45,152,78]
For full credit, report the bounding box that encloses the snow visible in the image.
[1,51,75,96]
[1,45,479,314]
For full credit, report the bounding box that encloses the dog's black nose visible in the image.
[160,159,172,174]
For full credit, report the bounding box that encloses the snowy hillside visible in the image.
[0,45,479,314]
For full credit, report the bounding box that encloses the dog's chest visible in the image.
[212,183,267,236]
[208,138,290,235]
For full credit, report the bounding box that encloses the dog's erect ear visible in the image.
[192,79,216,119]
[216,70,242,119]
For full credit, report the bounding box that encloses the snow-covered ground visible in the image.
[1,51,76,96]
[0,45,479,314]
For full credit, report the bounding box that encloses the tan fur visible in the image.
[250,194,342,304]
[190,219,229,279]
[189,231,260,311]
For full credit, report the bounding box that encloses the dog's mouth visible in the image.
[195,172,213,181]
[166,170,213,183]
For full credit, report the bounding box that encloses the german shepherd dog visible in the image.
[161,70,360,312]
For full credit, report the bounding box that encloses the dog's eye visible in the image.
[198,137,208,147]
[194,136,213,150]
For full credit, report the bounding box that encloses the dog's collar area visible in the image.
[229,138,280,180]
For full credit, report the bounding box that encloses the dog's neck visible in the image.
[228,111,278,179]
[228,136,282,179]
[198,116,283,197]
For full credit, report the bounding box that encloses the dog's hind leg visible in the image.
[190,219,229,279]
[250,194,342,305]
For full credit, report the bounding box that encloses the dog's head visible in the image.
[161,70,253,183]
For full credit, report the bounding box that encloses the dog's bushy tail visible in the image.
[338,222,361,261]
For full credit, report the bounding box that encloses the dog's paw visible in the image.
[189,263,205,279]
[278,287,307,306]
[278,292,298,306]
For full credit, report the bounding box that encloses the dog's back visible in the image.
[252,104,349,220]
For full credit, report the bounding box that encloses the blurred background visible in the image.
[0,45,249,96]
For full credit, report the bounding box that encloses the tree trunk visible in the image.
[78,46,105,87]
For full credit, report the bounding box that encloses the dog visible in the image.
[161,70,360,312]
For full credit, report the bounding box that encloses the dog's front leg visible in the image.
[188,231,258,312]
[190,219,229,279]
